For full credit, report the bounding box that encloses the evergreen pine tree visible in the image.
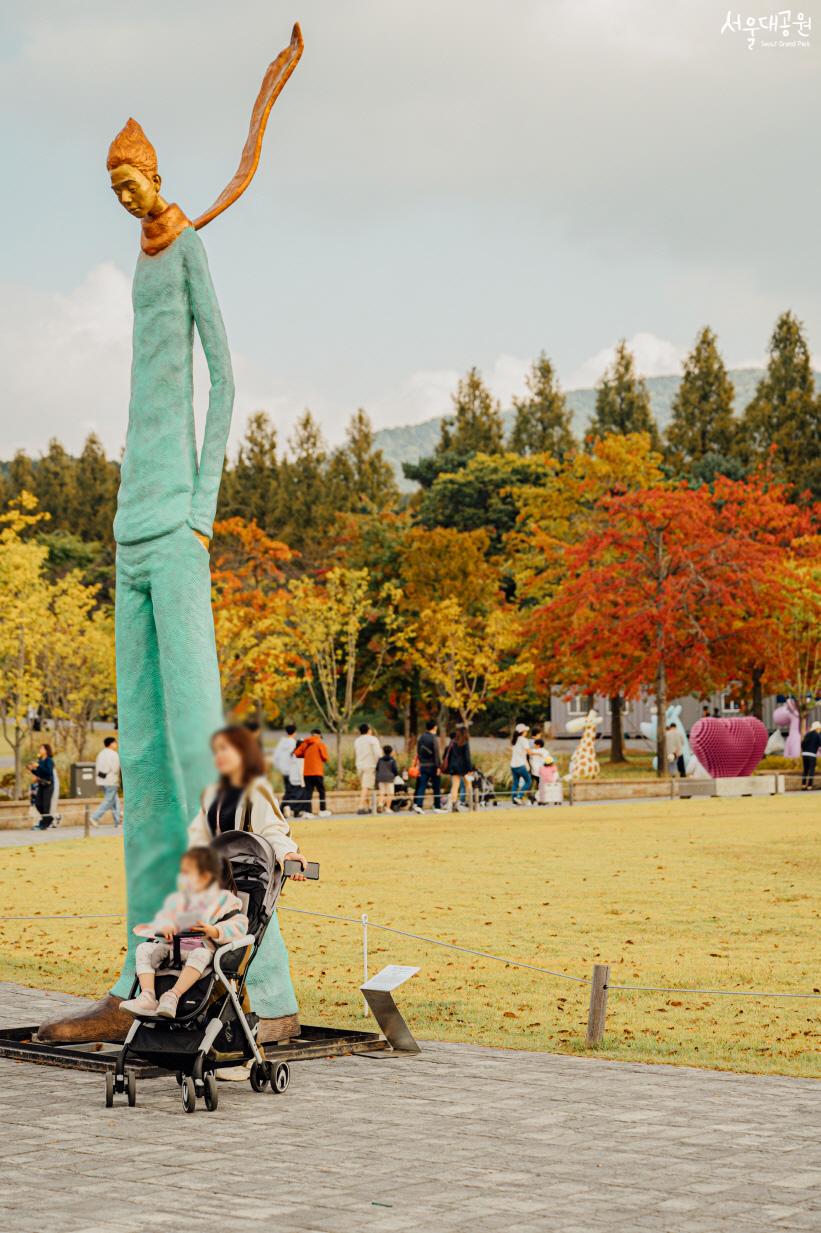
[220,411,280,529]
[509,353,576,459]
[74,434,119,542]
[276,410,330,553]
[439,367,505,455]
[741,310,820,497]
[33,439,80,529]
[665,328,736,475]
[327,409,399,510]
[588,341,660,447]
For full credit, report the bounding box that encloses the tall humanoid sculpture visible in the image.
[38,25,304,1043]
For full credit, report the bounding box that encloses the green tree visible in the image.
[32,439,80,530]
[219,411,280,529]
[666,328,736,473]
[510,353,576,459]
[740,310,821,498]
[275,410,331,557]
[326,409,399,511]
[588,342,660,448]
[74,434,119,542]
[404,367,505,488]
[418,452,554,550]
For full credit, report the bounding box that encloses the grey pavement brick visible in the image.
[0,980,818,1233]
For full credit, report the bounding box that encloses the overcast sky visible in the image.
[1,0,818,458]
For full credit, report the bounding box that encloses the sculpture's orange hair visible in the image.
[106,118,158,179]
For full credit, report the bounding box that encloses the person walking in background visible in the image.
[91,736,121,827]
[666,721,686,777]
[354,723,382,815]
[443,724,472,812]
[295,729,331,817]
[412,719,445,814]
[801,720,821,790]
[29,743,56,830]
[510,723,533,805]
[273,724,303,818]
[376,745,399,813]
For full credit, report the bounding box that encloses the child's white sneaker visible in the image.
[156,991,179,1019]
[120,991,159,1017]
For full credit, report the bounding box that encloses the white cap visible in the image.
[515,722,529,734]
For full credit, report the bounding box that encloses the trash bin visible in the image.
[70,763,98,799]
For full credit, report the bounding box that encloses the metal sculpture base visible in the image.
[0,1022,388,1075]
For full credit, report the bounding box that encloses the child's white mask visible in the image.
[177,872,195,894]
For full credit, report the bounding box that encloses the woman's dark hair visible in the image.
[212,725,266,786]
[41,743,54,759]
[183,846,237,892]
[454,725,468,747]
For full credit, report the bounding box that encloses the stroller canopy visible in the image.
[212,830,282,925]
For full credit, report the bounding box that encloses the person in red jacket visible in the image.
[295,729,331,817]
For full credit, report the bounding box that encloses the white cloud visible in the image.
[565,332,686,390]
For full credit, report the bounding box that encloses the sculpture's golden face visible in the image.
[109,163,161,218]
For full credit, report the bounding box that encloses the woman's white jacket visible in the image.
[188,776,296,865]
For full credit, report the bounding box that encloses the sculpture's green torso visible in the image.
[114,226,234,545]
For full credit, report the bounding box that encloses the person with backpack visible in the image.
[442,724,472,812]
[411,720,446,814]
[295,729,331,816]
[376,745,400,813]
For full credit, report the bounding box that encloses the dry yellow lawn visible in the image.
[0,795,818,1077]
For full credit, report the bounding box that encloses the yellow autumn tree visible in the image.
[0,493,51,795]
[398,596,527,727]
[285,566,400,782]
[38,573,116,760]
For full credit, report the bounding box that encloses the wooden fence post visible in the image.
[586,963,609,1046]
[83,804,90,839]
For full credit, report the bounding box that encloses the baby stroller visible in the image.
[390,773,412,812]
[474,769,497,808]
[106,830,310,1114]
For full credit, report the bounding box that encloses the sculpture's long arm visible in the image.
[193,22,304,231]
[184,235,235,539]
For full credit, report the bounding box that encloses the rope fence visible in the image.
[2,904,818,1042]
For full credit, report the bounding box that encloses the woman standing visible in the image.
[443,725,473,812]
[510,723,533,806]
[188,726,308,1064]
[30,744,56,830]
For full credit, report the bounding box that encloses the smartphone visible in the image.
[284,859,320,880]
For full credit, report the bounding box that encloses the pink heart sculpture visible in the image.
[690,716,768,778]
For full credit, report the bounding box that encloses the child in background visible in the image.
[120,846,248,1020]
[376,745,399,813]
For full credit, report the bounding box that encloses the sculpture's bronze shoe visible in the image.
[257,1013,300,1044]
[34,994,132,1044]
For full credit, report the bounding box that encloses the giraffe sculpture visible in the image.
[565,708,603,780]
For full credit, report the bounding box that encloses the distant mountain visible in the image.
[374,367,815,491]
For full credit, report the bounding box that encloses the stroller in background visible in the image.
[390,772,412,812]
[106,830,314,1114]
[473,769,497,808]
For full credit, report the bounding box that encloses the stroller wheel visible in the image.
[249,1061,270,1092]
[126,1072,136,1107]
[203,1073,219,1112]
[271,1061,290,1094]
[181,1075,197,1113]
[104,1071,114,1108]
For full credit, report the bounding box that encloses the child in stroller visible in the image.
[390,770,412,812]
[106,829,313,1113]
[120,846,248,1020]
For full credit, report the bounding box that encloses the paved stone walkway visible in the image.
[0,982,818,1233]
